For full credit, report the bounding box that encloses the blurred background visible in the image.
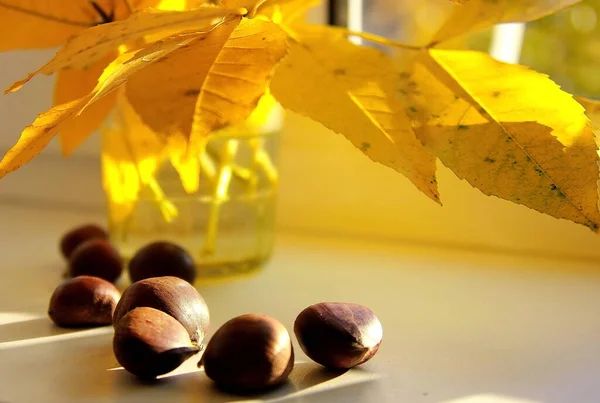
[363,0,600,98]
[1,0,599,263]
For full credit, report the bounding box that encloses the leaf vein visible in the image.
[210,71,262,85]
[0,1,93,27]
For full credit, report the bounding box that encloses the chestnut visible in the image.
[294,302,383,369]
[60,224,108,259]
[113,276,209,345]
[128,241,196,284]
[48,276,120,327]
[68,239,123,283]
[200,314,294,392]
[113,307,200,378]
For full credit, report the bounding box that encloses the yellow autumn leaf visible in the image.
[6,6,246,93]
[50,0,201,156]
[54,55,118,156]
[125,17,241,137]
[125,17,287,142]
[0,28,207,177]
[190,18,288,142]
[1,0,187,158]
[0,96,91,178]
[402,49,600,231]
[0,0,164,51]
[449,0,469,3]
[270,25,439,202]
[83,32,206,111]
[102,96,172,223]
[432,0,581,44]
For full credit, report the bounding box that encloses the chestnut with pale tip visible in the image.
[68,239,123,283]
[60,224,108,259]
[294,302,383,369]
[113,276,209,345]
[200,314,294,392]
[48,276,121,327]
[113,307,201,379]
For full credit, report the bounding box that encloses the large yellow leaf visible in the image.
[190,18,288,141]
[0,0,163,51]
[402,50,600,231]
[432,0,581,44]
[0,96,90,178]
[126,17,287,141]
[270,25,439,202]
[83,32,203,110]
[6,6,245,93]
[53,55,117,156]
[0,26,205,177]
[77,24,234,138]
[125,17,240,137]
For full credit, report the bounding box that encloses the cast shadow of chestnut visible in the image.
[0,317,90,344]
[109,362,353,403]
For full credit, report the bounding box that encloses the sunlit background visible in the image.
[363,0,600,98]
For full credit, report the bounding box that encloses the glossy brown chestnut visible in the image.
[294,302,383,369]
[113,276,209,345]
[60,224,108,259]
[128,241,196,284]
[68,239,123,283]
[113,307,200,379]
[48,276,121,327]
[200,314,294,392]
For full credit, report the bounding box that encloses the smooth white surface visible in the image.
[0,200,599,403]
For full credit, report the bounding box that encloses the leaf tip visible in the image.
[429,187,442,206]
[5,72,38,94]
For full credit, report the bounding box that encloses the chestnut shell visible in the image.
[68,239,123,283]
[128,241,196,284]
[294,302,383,369]
[113,276,209,345]
[200,314,294,392]
[113,307,200,378]
[48,275,120,327]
